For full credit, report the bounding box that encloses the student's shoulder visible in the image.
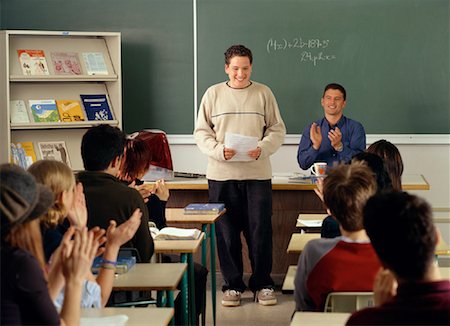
[304,237,341,255]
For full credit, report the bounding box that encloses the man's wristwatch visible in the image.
[336,143,343,152]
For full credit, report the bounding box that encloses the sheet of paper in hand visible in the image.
[224,132,258,162]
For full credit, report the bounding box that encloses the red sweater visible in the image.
[295,237,381,311]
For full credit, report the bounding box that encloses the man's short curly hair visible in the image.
[224,45,253,65]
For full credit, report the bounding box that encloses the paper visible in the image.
[225,132,258,162]
[297,219,323,227]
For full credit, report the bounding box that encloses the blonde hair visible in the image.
[28,160,75,227]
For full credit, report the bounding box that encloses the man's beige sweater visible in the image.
[194,81,286,181]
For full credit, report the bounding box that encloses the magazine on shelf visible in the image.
[10,142,36,168]
[82,52,108,75]
[80,94,113,120]
[56,100,85,122]
[17,49,50,75]
[184,203,225,215]
[38,141,71,167]
[10,100,30,123]
[29,99,60,123]
[51,52,82,75]
[149,226,202,240]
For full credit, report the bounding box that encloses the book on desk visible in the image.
[184,203,225,215]
[92,256,136,274]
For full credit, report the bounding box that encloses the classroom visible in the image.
[1,0,449,325]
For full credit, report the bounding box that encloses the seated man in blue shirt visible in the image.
[297,83,366,170]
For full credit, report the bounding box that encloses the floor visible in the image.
[201,273,295,326]
[203,288,295,326]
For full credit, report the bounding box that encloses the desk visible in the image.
[154,236,202,326]
[165,208,224,326]
[291,312,350,326]
[81,307,174,326]
[113,263,185,325]
[287,233,321,254]
[296,213,328,233]
[160,174,429,275]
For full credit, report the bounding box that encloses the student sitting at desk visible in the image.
[0,164,96,325]
[366,139,403,191]
[28,160,141,307]
[320,152,393,238]
[294,162,381,311]
[118,135,208,325]
[347,192,450,325]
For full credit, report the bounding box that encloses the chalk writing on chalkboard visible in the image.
[267,37,336,66]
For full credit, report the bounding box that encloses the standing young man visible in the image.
[194,44,286,306]
[297,83,366,170]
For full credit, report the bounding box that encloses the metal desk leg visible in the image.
[180,254,189,325]
[210,223,217,326]
[167,290,175,326]
[201,224,208,326]
[188,254,197,325]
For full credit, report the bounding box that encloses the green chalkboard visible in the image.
[2,0,449,134]
[1,0,194,134]
[197,0,450,134]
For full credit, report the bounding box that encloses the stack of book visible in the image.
[183,203,225,215]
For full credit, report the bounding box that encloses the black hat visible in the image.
[0,164,54,235]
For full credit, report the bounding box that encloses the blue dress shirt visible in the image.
[297,116,366,170]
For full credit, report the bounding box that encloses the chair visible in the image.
[324,292,374,313]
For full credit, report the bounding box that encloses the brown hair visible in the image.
[28,160,75,227]
[118,136,153,182]
[367,140,403,191]
[364,192,436,280]
[323,162,377,232]
[6,219,47,274]
[224,44,253,65]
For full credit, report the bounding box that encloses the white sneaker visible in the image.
[222,289,241,307]
[255,288,277,306]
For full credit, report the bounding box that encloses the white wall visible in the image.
[168,139,450,247]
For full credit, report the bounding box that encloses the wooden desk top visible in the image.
[287,233,321,254]
[113,263,186,291]
[150,174,429,191]
[81,307,174,326]
[165,208,225,224]
[291,312,350,326]
[154,235,203,254]
[287,233,449,255]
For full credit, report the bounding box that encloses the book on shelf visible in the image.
[149,226,202,240]
[56,100,86,122]
[91,256,136,274]
[38,141,71,167]
[17,49,50,75]
[80,94,114,120]
[29,99,60,123]
[10,142,36,168]
[82,52,108,75]
[50,52,82,75]
[10,100,30,123]
[184,203,225,215]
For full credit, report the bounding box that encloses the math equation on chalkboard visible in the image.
[267,37,336,66]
